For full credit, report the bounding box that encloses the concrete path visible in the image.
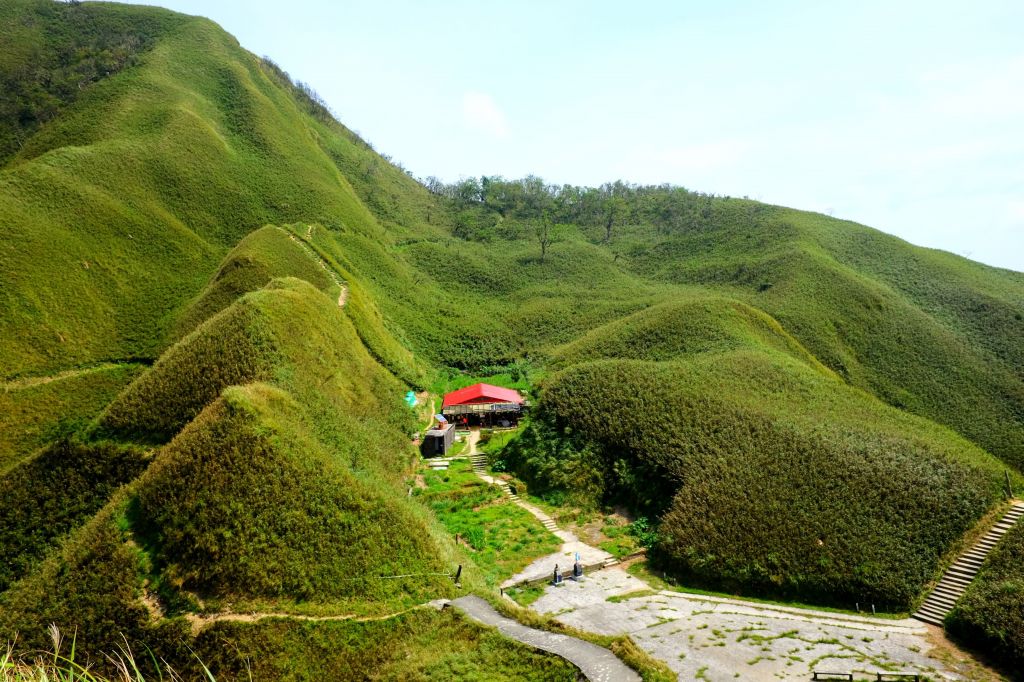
[533,567,965,681]
[449,595,640,682]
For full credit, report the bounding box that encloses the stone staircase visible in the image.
[913,500,1024,626]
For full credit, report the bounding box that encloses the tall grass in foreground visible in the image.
[1,626,219,682]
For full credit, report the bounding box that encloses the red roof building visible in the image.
[441,383,526,426]
[442,383,524,408]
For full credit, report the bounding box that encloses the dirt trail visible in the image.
[276,225,348,308]
[184,599,449,636]
[1,362,131,390]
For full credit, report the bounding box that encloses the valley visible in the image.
[1,1,1023,680]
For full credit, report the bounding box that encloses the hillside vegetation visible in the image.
[503,345,1007,609]
[1,0,1022,677]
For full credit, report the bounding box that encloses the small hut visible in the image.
[441,383,526,428]
[421,414,454,457]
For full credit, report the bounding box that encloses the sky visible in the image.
[137,0,1024,271]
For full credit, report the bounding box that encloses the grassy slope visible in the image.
[0,2,606,675]
[415,460,561,587]
[133,382,456,610]
[0,1,389,378]
[170,224,336,340]
[0,363,143,470]
[0,292,464,663]
[193,611,579,681]
[617,206,1024,469]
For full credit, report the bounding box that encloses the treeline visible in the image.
[424,174,767,242]
[0,0,176,162]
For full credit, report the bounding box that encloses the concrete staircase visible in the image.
[496,479,519,501]
[470,453,487,474]
[913,500,1024,626]
[470,453,520,500]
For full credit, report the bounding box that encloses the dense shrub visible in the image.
[0,0,182,163]
[0,438,149,593]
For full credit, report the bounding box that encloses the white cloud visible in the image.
[462,92,509,138]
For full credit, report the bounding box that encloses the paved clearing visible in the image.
[450,595,641,682]
[533,567,968,681]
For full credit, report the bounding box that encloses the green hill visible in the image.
[503,349,1004,608]
[1,0,1023,677]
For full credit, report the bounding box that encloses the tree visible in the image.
[602,196,627,243]
[533,215,564,263]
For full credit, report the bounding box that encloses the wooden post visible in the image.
[1006,470,1014,499]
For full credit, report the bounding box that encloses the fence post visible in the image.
[1006,470,1014,499]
